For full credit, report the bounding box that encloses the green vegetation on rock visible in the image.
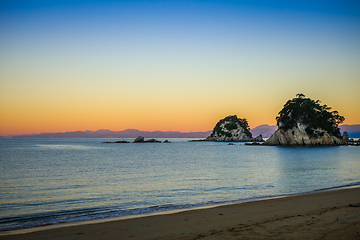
[275,94,345,138]
[225,122,238,131]
[212,115,252,138]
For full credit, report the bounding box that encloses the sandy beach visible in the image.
[1,187,360,240]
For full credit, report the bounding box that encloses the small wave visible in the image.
[310,181,360,192]
[2,181,358,233]
[35,144,101,150]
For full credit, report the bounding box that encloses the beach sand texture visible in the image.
[1,187,360,240]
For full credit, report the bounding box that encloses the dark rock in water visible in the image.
[133,136,161,143]
[253,135,263,142]
[103,140,129,143]
[164,140,171,143]
[228,143,234,145]
[134,136,145,143]
[245,142,261,145]
[146,138,161,143]
[348,142,360,146]
[189,139,208,142]
[343,132,349,142]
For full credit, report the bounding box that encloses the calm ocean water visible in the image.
[0,138,359,232]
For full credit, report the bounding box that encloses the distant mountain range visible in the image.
[338,124,360,138]
[1,124,359,139]
[250,124,278,138]
[5,129,213,139]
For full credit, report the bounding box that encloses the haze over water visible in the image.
[1,138,359,232]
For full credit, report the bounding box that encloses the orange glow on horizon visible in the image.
[1,102,358,136]
[1,87,359,136]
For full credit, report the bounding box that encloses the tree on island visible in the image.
[203,115,255,142]
[212,115,252,138]
[275,94,345,138]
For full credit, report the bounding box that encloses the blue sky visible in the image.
[1,0,359,135]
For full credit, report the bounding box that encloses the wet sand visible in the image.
[1,187,360,240]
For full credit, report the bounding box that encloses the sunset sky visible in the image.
[1,0,359,136]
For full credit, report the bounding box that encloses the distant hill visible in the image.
[8,129,213,139]
[250,124,277,138]
[3,124,359,139]
[339,124,360,138]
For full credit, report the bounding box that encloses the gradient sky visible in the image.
[1,0,360,136]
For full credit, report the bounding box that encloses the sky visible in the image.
[1,0,360,136]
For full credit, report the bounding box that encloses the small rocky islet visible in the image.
[195,115,263,142]
[103,136,170,144]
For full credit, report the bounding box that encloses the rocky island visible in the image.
[203,115,263,142]
[264,94,348,146]
[103,136,165,143]
[133,136,161,143]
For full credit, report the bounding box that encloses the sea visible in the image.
[0,138,359,233]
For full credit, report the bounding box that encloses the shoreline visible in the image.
[2,184,359,235]
[1,186,360,240]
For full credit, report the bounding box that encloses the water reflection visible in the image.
[271,146,353,194]
[0,139,359,232]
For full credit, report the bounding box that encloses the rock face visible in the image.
[264,94,348,146]
[253,135,263,142]
[146,138,161,143]
[103,140,129,143]
[134,136,145,143]
[133,136,161,143]
[264,123,348,146]
[343,132,349,142]
[206,115,259,142]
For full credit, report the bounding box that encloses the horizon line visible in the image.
[1,124,277,138]
[2,123,360,138]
